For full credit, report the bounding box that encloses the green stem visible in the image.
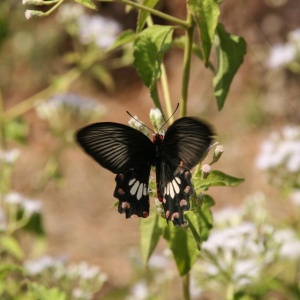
[114,0,189,28]
[182,273,191,300]
[180,14,194,118]
[226,282,234,300]
[160,63,173,122]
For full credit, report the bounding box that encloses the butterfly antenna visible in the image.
[126,111,155,134]
[158,103,179,132]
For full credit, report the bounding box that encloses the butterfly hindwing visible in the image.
[114,166,151,218]
[158,117,213,225]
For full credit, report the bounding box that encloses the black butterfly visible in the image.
[76,117,213,225]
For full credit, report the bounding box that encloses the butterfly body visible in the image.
[76,117,213,225]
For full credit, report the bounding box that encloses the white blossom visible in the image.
[127,281,149,300]
[267,43,296,69]
[0,149,21,164]
[24,256,63,275]
[77,15,121,49]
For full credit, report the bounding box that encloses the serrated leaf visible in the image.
[140,211,162,264]
[137,0,159,32]
[193,170,244,192]
[162,224,199,276]
[213,23,247,110]
[133,25,173,109]
[74,0,97,10]
[188,0,220,66]
[0,236,24,260]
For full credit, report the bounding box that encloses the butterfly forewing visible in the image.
[162,117,213,170]
[76,122,155,174]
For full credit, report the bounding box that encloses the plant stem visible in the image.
[180,14,194,118]
[114,0,189,28]
[182,273,191,300]
[226,282,234,300]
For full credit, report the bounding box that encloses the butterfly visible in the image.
[76,116,213,225]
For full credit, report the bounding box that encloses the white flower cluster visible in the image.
[128,116,149,136]
[4,191,42,217]
[24,256,107,300]
[255,125,300,188]
[0,149,21,164]
[77,14,121,49]
[192,192,300,295]
[268,28,300,71]
[35,93,106,132]
[149,108,164,132]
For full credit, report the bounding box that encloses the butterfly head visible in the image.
[152,133,164,144]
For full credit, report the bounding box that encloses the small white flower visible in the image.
[213,206,243,227]
[267,43,297,69]
[0,149,21,164]
[127,281,148,300]
[72,288,92,300]
[148,253,169,269]
[56,4,84,23]
[77,15,121,49]
[22,199,42,216]
[290,190,300,206]
[25,9,45,19]
[3,191,25,205]
[149,108,164,132]
[24,255,62,275]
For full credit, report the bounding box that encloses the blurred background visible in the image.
[1,0,300,299]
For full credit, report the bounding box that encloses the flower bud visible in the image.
[211,144,224,164]
[149,108,164,132]
[201,164,211,179]
[25,10,46,19]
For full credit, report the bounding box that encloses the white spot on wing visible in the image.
[143,185,147,196]
[129,178,136,186]
[169,184,175,198]
[175,177,181,184]
[130,180,139,195]
[137,183,144,200]
[172,179,180,194]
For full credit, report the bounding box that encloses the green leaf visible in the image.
[0,263,24,280]
[91,65,115,91]
[213,23,247,110]
[188,0,220,66]
[74,0,97,10]
[29,283,66,300]
[133,25,173,109]
[184,194,214,250]
[193,170,244,192]
[162,224,199,276]
[140,211,162,264]
[137,0,159,32]
[0,236,24,260]
[173,36,215,72]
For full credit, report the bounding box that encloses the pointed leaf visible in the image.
[188,0,220,65]
[213,23,247,110]
[0,236,24,260]
[133,25,173,108]
[194,170,244,192]
[140,211,162,264]
[74,0,97,10]
[137,0,159,32]
[162,224,199,275]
